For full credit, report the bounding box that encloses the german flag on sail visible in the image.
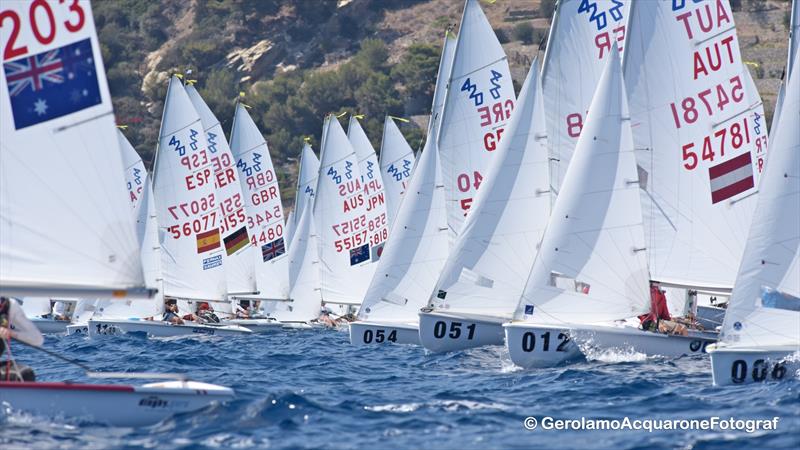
[224,226,249,256]
[196,229,221,254]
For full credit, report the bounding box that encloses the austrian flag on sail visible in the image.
[708,152,755,204]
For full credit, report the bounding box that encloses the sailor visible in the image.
[0,296,44,381]
[316,307,338,328]
[162,298,186,324]
[196,302,220,324]
[51,300,69,321]
[638,283,688,336]
[235,300,251,319]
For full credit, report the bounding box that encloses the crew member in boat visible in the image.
[638,283,689,336]
[162,298,189,324]
[51,300,69,321]
[0,296,44,381]
[196,302,220,324]
[315,307,338,328]
[235,300,253,318]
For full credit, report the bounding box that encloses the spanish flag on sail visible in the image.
[196,229,221,254]
[223,226,250,256]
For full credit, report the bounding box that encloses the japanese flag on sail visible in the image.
[3,38,101,130]
[708,152,755,204]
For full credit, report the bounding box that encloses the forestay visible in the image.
[229,103,289,301]
[314,116,375,305]
[0,1,146,297]
[379,117,416,229]
[358,136,448,323]
[429,58,551,318]
[438,0,516,240]
[623,0,764,288]
[514,48,650,324]
[152,77,226,301]
[542,0,629,192]
[185,84,256,295]
[429,32,457,138]
[348,117,389,261]
[719,48,799,349]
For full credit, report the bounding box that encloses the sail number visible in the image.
[520,331,571,352]
[167,193,216,220]
[681,116,751,170]
[669,76,744,129]
[362,329,397,344]
[167,211,217,239]
[432,321,476,340]
[1,0,86,61]
[730,359,787,384]
[333,212,386,236]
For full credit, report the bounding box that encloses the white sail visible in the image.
[514,47,650,324]
[379,117,416,229]
[542,0,629,192]
[437,0,516,240]
[185,84,256,295]
[292,143,320,233]
[119,129,147,211]
[20,298,51,318]
[348,116,389,259]
[229,103,289,301]
[742,64,769,187]
[771,81,785,137]
[429,32,457,138]
[790,0,799,80]
[429,58,551,318]
[285,210,296,250]
[719,48,799,349]
[152,77,226,301]
[314,116,375,305]
[359,135,448,323]
[623,0,762,289]
[0,1,146,297]
[271,206,322,322]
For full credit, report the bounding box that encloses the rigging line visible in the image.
[11,338,93,372]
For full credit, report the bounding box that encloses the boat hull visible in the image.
[66,323,89,336]
[30,318,68,334]
[504,323,584,368]
[696,305,726,330]
[708,344,800,386]
[349,321,421,346]
[87,319,252,337]
[571,324,718,357]
[418,311,505,352]
[0,380,233,427]
[221,319,283,333]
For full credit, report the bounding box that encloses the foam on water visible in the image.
[2,330,798,449]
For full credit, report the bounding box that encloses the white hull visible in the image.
[221,319,283,333]
[571,324,718,358]
[0,380,233,426]
[280,321,318,330]
[418,310,505,352]
[504,323,584,368]
[66,323,89,336]
[87,319,252,337]
[349,321,420,346]
[708,344,800,386]
[30,318,69,334]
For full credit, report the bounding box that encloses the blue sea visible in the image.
[2,330,798,449]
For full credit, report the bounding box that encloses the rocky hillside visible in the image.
[96,0,793,206]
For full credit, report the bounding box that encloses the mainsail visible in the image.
[623,0,764,288]
[437,0,516,240]
[185,84,256,295]
[514,47,650,324]
[229,103,290,301]
[542,0,629,192]
[0,1,146,297]
[314,115,375,305]
[291,143,320,241]
[429,58,551,318]
[152,77,227,301]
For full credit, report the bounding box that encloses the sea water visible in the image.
[2,329,798,449]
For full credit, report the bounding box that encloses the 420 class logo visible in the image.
[577,0,624,31]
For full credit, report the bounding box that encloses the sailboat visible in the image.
[706,47,800,386]
[286,143,320,249]
[417,0,519,349]
[419,57,551,353]
[20,298,71,334]
[379,116,416,229]
[313,115,375,314]
[348,29,455,345]
[185,83,258,317]
[0,1,233,424]
[563,0,768,356]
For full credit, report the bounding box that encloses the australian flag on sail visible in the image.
[349,243,370,266]
[4,38,101,130]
